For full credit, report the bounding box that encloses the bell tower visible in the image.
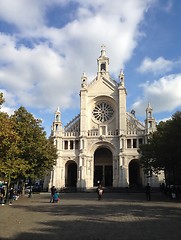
[52,107,62,137]
[97,45,109,78]
[145,103,156,135]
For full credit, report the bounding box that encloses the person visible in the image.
[9,188,14,205]
[171,185,176,199]
[145,183,151,201]
[53,191,60,203]
[0,187,6,205]
[97,184,104,200]
[50,186,56,203]
[28,186,33,198]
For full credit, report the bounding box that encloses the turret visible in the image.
[81,72,87,89]
[118,69,127,135]
[119,69,125,87]
[97,45,109,77]
[52,107,62,136]
[145,103,156,135]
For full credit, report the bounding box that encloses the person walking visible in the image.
[9,188,14,205]
[28,186,33,198]
[97,184,104,200]
[145,183,151,201]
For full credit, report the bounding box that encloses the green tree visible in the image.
[0,92,5,107]
[0,112,28,186]
[0,94,27,187]
[11,106,57,183]
[139,111,181,185]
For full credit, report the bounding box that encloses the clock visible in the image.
[92,102,114,122]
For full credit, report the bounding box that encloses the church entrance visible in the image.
[129,159,141,188]
[65,161,77,187]
[94,148,113,187]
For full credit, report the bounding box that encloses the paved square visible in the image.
[0,192,181,240]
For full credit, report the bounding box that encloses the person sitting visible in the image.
[53,191,60,203]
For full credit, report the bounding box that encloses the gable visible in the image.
[88,75,118,95]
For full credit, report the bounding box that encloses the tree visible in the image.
[0,112,28,186]
[0,92,5,107]
[0,94,28,187]
[139,111,181,185]
[11,106,57,183]
[1,96,57,190]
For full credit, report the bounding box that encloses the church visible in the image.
[44,47,164,191]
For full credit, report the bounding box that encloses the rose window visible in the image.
[92,102,114,122]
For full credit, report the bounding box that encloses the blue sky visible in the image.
[0,0,181,136]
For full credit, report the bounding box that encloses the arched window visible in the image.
[101,63,106,71]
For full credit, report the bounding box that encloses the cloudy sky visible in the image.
[0,0,181,135]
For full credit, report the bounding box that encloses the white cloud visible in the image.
[0,89,16,115]
[0,35,80,111]
[137,57,174,75]
[0,106,15,115]
[0,0,68,30]
[0,0,45,30]
[132,74,181,114]
[0,0,153,114]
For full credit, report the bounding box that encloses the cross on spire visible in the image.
[101,44,106,57]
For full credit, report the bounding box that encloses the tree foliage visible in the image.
[11,106,57,180]
[0,112,28,184]
[0,92,5,107]
[0,98,57,185]
[139,111,181,184]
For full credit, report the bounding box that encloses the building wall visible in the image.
[45,48,164,191]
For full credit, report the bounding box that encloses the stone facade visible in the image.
[44,47,164,191]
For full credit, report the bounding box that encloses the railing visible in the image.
[126,130,145,136]
[63,132,79,137]
[53,130,145,138]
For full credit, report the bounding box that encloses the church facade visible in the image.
[44,47,164,190]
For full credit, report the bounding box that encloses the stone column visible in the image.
[118,156,129,187]
[113,157,119,187]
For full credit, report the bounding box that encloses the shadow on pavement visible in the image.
[1,193,181,240]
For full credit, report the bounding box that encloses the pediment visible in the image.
[88,75,118,92]
[102,77,118,91]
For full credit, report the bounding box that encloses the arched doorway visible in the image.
[129,159,141,188]
[65,161,77,187]
[94,147,113,187]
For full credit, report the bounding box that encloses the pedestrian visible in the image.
[28,186,33,198]
[50,186,56,203]
[53,191,60,203]
[171,186,176,199]
[0,187,6,205]
[145,183,151,201]
[97,184,104,200]
[9,188,14,205]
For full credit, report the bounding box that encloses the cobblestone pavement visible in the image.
[0,192,181,240]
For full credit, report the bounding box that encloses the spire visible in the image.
[97,45,109,76]
[119,69,124,86]
[146,102,152,110]
[81,72,87,88]
[56,107,60,113]
[55,107,61,122]
[101,44,106,57]
[145,103,156,134]
[146,103,153,118]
